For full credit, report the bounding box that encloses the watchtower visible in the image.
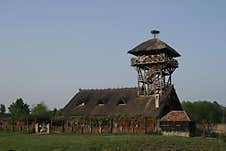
[128,30,181,96]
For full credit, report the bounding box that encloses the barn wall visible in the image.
[0,117,156,134]
[60,117,156,134]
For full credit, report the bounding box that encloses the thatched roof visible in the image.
[63,85,182,118]
[128,38,181,57]
[160,111,191,122]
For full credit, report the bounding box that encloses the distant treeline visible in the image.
[182,101,225,124]
[1,98,226,124]
[0,98,63,121]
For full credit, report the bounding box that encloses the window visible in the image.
[76,99,85,107]
[117,97,127,105]
[78,102,85,106]
[97,100,105,106]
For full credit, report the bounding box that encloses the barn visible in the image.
[62,30,192,135]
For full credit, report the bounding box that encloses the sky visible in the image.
[0,0,226,110]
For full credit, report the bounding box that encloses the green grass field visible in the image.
[0,131,226,151]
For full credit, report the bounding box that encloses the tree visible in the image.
[182,100,222,123]
[8,98,30,120]
[49,108,58,117]
[182,100,224,136]
[49,108,63,119]
[31,102,50,119]
[0,104,6,114]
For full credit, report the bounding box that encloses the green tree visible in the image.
[49,108,63,119]
[182,100,224,136]
[0,104,6,114]
[8,98,30,120]
[182,100,223,123]
[31,102,50,119]
[50,108,58,117]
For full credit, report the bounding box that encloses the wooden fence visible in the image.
[0,117,156,134]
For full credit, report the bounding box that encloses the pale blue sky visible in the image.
[0,0,226,109]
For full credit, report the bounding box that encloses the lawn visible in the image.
[0,131,226,151]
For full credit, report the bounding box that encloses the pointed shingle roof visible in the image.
[128,38,181,57]
[160,111,191,122]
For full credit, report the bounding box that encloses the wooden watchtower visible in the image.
[63,29,185,135]
[128,30,181,96]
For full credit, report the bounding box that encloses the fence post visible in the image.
[26,119,29,133]
[89,119,92,134]
[110,119,113,133]
[12,120,14,132]
[61,119,64,132]
[50,119,53,133]
[144,117,147,134]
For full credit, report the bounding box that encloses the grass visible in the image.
[0,131,226,151]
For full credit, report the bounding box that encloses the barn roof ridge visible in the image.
[79,87,137,91]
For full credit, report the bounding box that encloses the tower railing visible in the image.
[131,57,178,67]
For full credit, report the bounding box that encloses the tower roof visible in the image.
[128,38,181,57]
